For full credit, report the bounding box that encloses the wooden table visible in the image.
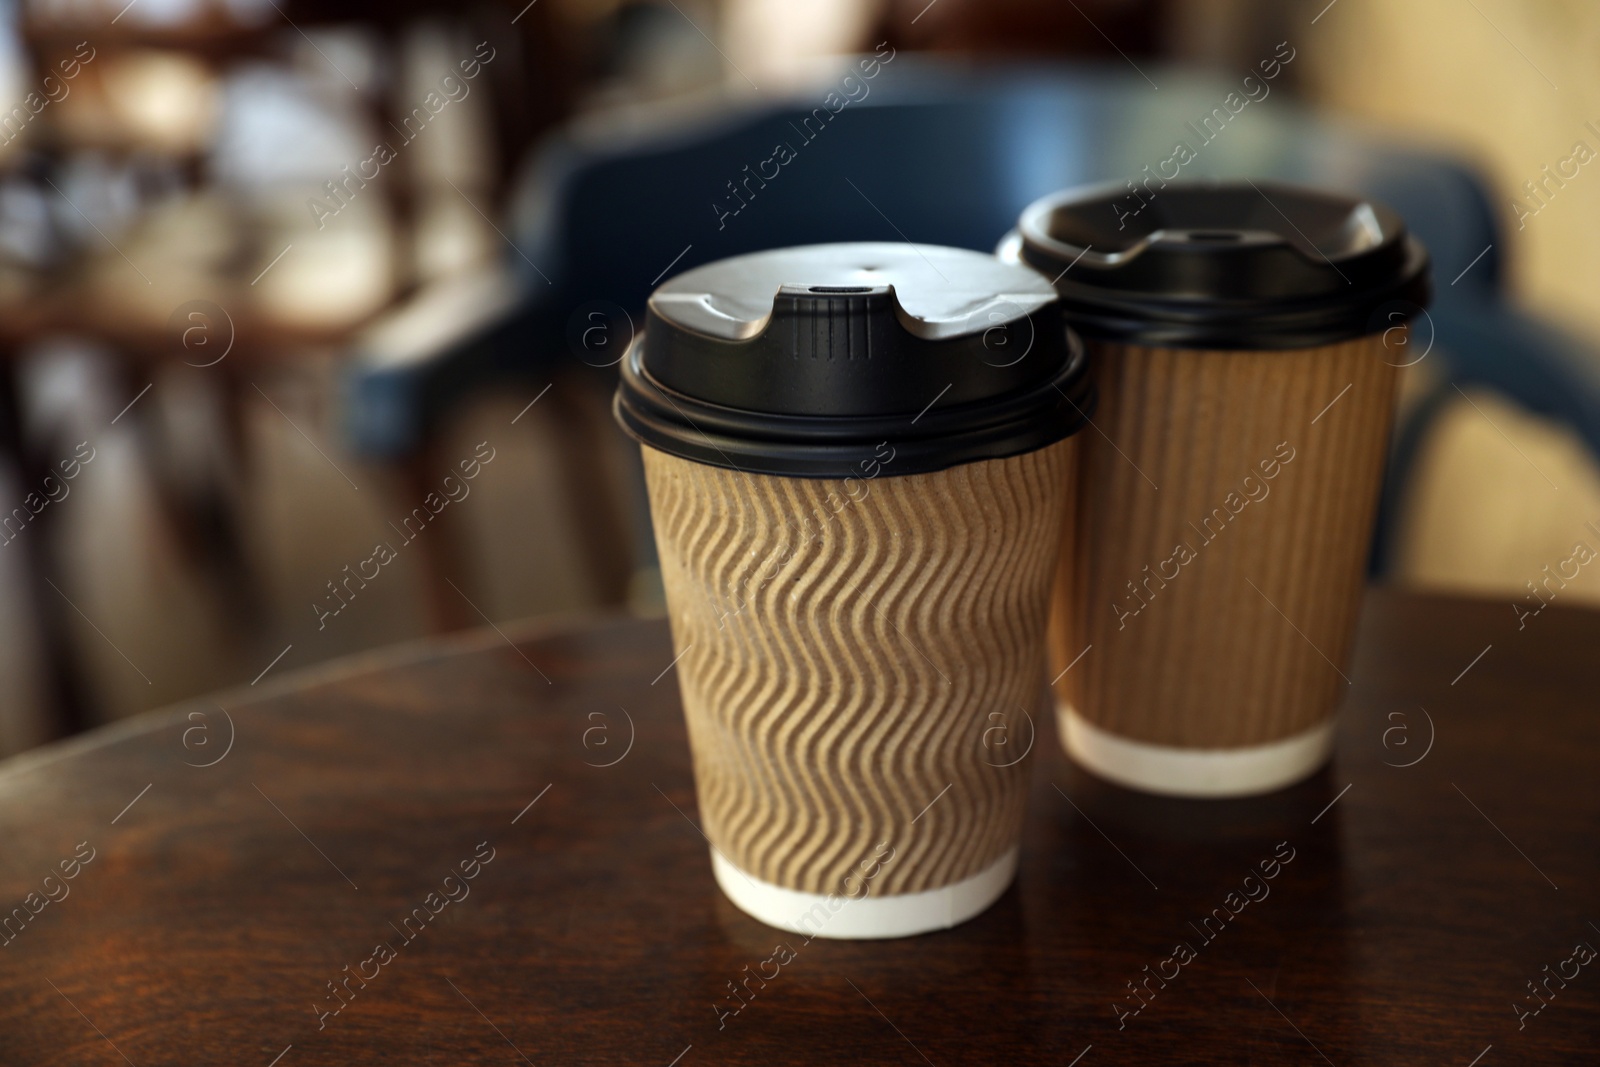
[1,589,1595,1065]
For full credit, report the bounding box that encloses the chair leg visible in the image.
[0,360,93,738]
[542,375,635,606]
[1370,376,1458,579]
[390,374,635,633]
[208,364,266,631]
[135,364,265,637]
[395,446,473,634]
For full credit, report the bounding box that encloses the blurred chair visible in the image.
[344,57,1600,592]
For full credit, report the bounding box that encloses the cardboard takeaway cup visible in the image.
[614,243,1094,937]
[999,181,1431,798]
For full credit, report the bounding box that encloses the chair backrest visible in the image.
[355,60,1600,581]
[500,63,1557,585]
[510,59,1503,327]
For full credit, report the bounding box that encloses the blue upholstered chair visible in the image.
[343,58,1600,601]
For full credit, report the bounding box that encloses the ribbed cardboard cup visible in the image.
[1051,335,1396,796]
[616,243,1093,936]
[1003,181,1431,798]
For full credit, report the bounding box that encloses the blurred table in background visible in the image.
[0,0,580,740]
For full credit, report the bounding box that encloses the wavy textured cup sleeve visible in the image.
[645,440,1073,899]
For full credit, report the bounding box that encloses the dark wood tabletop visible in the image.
[1,588,1595,1066]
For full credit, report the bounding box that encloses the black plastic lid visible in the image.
[1005,180,1431,349]
[614,242,1093,478]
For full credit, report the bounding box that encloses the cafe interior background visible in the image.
[0,0,1597,757]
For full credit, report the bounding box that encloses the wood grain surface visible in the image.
[1054,336,1399,747]
[643,441,1072,895]
[0,589,1595,1065]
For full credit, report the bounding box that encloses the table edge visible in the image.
[0,608,655,784]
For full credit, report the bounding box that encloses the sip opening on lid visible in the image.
[615,241,1095,477]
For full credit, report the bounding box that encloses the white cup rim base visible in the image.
[1060,705,1334,798]
[709,846,1018,940]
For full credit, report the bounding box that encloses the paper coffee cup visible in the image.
[1000,181,1430,798]
[615,243,1093,936]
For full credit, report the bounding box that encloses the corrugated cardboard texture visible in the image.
[1052,336,1398,749]
[644,440,1073,896]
